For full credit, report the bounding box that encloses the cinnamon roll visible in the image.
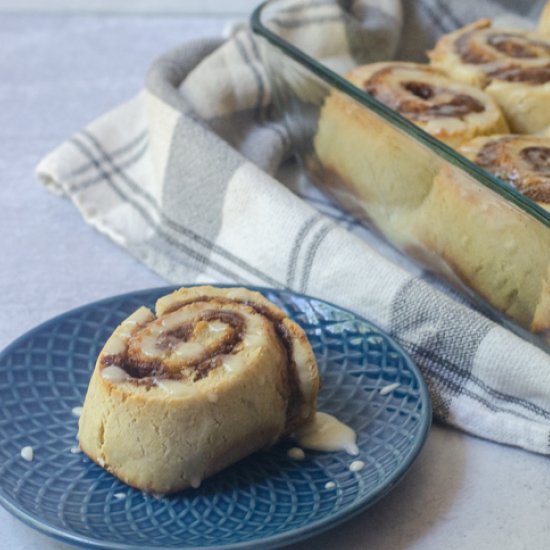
[78,286,319,494]
[409,136,550,336]
[312,62,507,242]
[429,20,550,134]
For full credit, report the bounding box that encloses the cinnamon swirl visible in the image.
[312,62,507,241]
[410,136,550,336]
[78,286,319,494]
[461,135,550,210]
[429,20,550,134]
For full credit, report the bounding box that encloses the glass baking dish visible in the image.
[251,0,550,350]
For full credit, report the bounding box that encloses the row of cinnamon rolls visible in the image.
[313,4,550,341]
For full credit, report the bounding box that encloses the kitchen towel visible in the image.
[37,0,550,454]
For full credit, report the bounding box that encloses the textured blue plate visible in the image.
[0,286,431,549]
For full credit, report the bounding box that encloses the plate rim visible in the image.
[0,285,432,550]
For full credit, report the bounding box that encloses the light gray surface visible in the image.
[2,12,550,550]
[0,0,258,15]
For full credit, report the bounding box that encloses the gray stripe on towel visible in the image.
[390,277,493,420]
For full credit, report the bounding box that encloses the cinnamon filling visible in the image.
[242,301,303,425]
[475,137,520,184]
[102,309,245,382]
[364,72,485,121]
[456,31,550,64]
[520,147,550,173]
[486,33,543,59]
[402,81,434,100]
[488,65,550,84]
[137,295,302,425]
[454,31,550,83]
[455,31,495,64]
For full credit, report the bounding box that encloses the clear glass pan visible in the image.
[251,0,550,350]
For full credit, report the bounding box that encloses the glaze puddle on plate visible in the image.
[0,286,431,549]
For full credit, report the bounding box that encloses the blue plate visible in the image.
[0,286,431,549]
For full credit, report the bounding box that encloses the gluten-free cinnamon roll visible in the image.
[312,62,507,244]
[429,20,550,134]
[409,135,550,336]
[78,286,319,494]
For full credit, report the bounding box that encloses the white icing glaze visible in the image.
[222,355,243,372]
[114,493,126,500]
[101,366,129,383]
[20,446,33,461]
[70,446,81,454]
[324,481,336,490]
[379,382,400,396]
[203,321,227,333]
[287,447,306,460]
[139,337,160,358]
[132,291,317,427]
[156,307,197,330]
[124,307,154,326]
[71,406,83,417]
[102,307,154,356]
[154,379,194,396]
[425,116,466,134]
[294,412,359,456]
[207,392,219,403]
[190,476,202,489]
[173,341,207,360]
[101,335,127,356]
[349,460,365,472]
[139,306,244,362]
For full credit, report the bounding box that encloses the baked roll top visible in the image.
[429,20,550,133]
[348,62,508,148]
[460,135,550,210]
[78,286,319,494]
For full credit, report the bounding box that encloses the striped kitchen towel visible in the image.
[36,0,550,454]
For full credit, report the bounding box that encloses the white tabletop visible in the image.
[2,12,550,550]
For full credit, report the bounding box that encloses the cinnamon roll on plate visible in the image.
[410,135,550,338]
[312,62,507,243]
[429,20,550,134]
[78,286,319,494]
